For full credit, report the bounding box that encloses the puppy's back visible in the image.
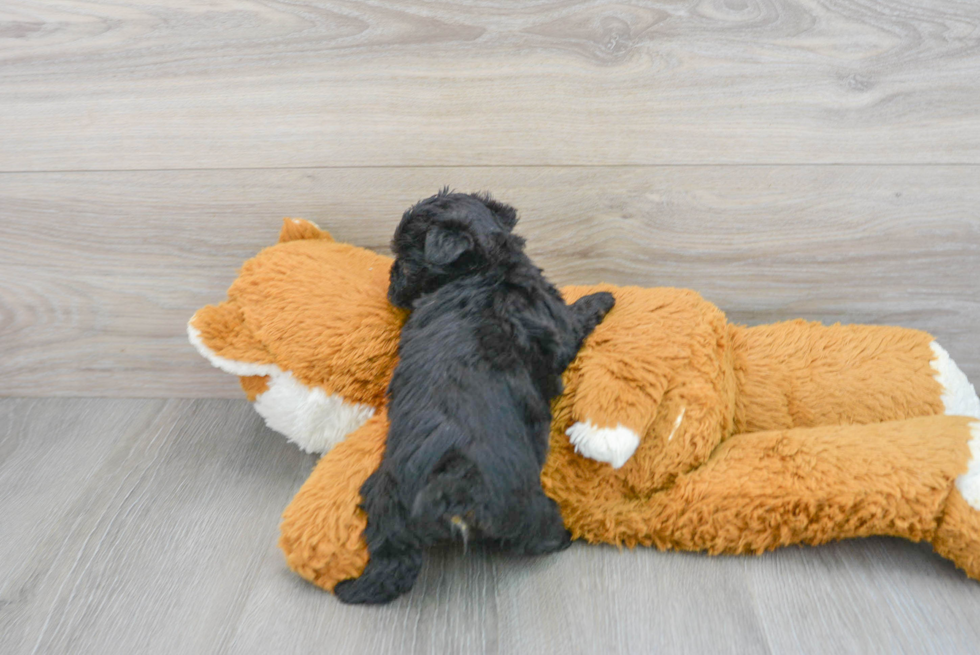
[386,279,554,538]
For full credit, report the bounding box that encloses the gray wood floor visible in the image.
[3,398,980,655]
[2,1,980,653]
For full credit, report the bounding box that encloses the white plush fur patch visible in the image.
[930,342,980,420]
[188,321,375,454]
[957,422,980,510]
[566,421,641,469]
[930,342,980,511]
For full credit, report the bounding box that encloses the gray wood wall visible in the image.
[2,1,978,398]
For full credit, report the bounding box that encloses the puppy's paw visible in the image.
[333,551,422,605]
[333,577,389,605]
[589,291,617,316]
[522,526,572,556]
[576,291,616,321]
[518,499,572,556]
[566,420,640,469]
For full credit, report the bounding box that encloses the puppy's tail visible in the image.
[411,449,484,546]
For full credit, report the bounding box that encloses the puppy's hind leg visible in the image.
[334,469,423,604]
[333,543,423,604]
[509,489,572,556]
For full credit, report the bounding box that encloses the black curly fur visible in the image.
[334,190,615,604]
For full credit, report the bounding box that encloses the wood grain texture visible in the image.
[2,166,978,397]
[745,539,980,654]
[4,398,980,655]
[2,0,980,170]
[0,398,315,655]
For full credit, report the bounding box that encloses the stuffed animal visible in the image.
[189,219,980,592]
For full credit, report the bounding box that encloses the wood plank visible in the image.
[747,538,980,654]
[229,542,770,655]
[2,166,978,397]
[2,1,980,170]
[0,398,172,651]
[0,398,315,655]
[5,400,980,654]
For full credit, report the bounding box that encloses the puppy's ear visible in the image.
[479,194,518,232]
[424,226,473,265]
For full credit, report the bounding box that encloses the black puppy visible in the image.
[333,190,615,604]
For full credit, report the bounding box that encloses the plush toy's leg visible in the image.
[934,485,980,581]
[559,415,980,581]
[729,321,979,433]
[279,411,388,593]
[558,286,734,470]
[935,419,980,581]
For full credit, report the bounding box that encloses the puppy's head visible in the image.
[387,189,523,308]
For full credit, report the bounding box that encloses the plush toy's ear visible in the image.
[279,218,334,243]
[424,226,472,265]
[188,301,275,373]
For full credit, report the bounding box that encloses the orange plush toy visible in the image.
[189,219,980,592]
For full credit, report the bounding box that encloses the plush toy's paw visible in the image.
[957,421,980,510]
[931,342,980,419]
[566,421,640,469]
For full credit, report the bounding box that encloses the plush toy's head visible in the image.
[387,190,522,309]
[188,219,405,453]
